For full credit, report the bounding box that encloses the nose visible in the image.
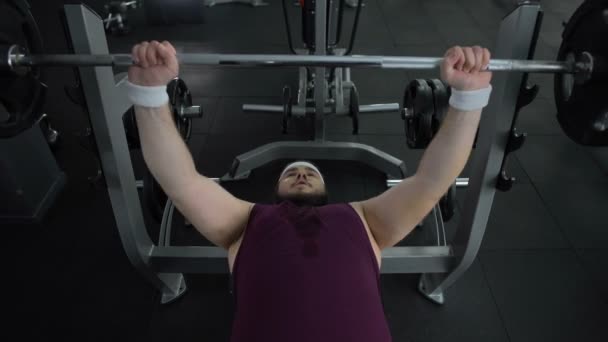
[294,173,309,184]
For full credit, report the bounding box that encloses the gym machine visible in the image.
[2,0,606,305]
[64,2,540,304]
[242,0,400,138]
[102,0,138,36]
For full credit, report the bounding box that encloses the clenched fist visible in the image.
[440,46,492,91]
[128,40,179,87]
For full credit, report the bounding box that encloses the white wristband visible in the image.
[123,80,170,108]
[449,85,493,111]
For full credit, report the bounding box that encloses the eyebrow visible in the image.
[286,167,317,173]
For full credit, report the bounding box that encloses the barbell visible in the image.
[0,42,603,140]
[0,0,607,143]
[0,43,590,73]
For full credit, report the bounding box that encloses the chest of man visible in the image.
[227,202,382,273]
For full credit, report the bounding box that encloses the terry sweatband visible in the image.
[449,85,493,111]
[280,161,325,184]
[124,80,170,108]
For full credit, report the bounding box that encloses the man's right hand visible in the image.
[128,41,179,87]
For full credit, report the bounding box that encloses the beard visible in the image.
[274,187,329,207]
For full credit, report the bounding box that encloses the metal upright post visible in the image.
[314,0,327,141]
[63,4,186,304]
[417,3,542,304]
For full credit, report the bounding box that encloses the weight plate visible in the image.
[555,0,608,146]
[426,79,449,134]
[349,85,359,135]
[0,0,47,138]
[282,85,292,134]
[439,182,456,222]
[403,79,434,148]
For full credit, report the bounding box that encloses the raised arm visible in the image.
[129,41,253,249]
[358,46,492,249]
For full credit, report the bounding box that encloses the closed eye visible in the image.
[287,172,316,176]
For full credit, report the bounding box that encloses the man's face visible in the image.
[275,166,328,206]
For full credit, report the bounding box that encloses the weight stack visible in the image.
[0,125,66,224]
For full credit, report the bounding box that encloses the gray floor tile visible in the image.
[514,135,606,184]
[541,0,586,17]
[575,248,608,300]
[475,183,570,250]
[179,67,299,97]
[480,250,608,342]
[535,181,608,248]
[339,0,394,47]
[148,275,234,342]
[515,97,562,136]
[382,259,509,342]
[465,3,507,29]
[584,146,608,175]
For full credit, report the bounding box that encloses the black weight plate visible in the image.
[403,79,434,148]
[0,0,46,138]
[282,85,292,134]
[349,85,359,135]
[440,182,456,222]
[143,167,167,223]
[167,77,192,140]
[555,0,608,146]
[122,106,140,149]
[426,79,449,134]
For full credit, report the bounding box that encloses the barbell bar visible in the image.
[3,44,589,75]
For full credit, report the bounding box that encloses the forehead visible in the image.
[284,166,318,174]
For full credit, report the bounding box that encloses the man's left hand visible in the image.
[440,46,492,91]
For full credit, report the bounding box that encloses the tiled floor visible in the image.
[8,0,606,341]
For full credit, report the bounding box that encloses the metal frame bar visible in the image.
[149,245,454,274]
[314,0,327,141]
[62,2,542,305]
[222,140,408,181]
[204,0,269,7]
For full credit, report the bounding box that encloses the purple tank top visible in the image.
[230,200,392,342]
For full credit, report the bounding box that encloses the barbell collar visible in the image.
[574,51,594,84]
[179,105,203,118]
[6,43,580,74]
[2,44,30,76]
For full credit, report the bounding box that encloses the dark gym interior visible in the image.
[4,0,607,341]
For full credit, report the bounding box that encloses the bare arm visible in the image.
[134,104,197,200]
[135,104,253,249]
[416,106,481,197]
[359,45,491,249]
[359,106,481,249]
[130,41,252,249]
